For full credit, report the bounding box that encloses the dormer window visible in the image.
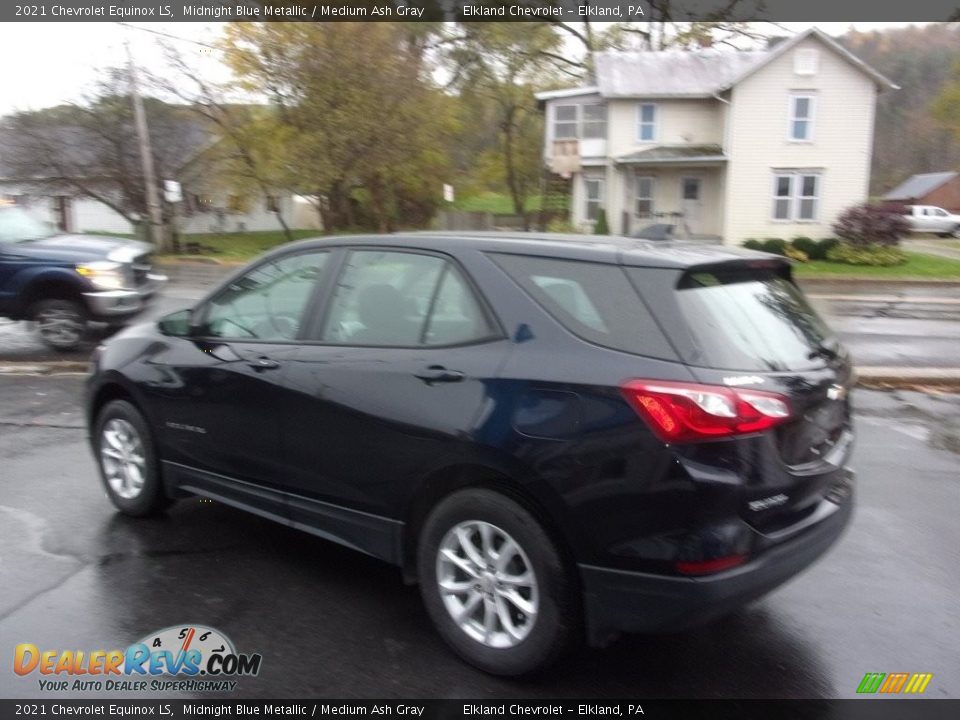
[794,48,819,76]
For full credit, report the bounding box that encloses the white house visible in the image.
[537,28,897,244]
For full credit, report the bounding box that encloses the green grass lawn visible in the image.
[794,251,960,279]
[158,229,322,262]
[452,192,542,214]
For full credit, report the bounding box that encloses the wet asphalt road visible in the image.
[0,272,959,369]
[0,375,957,699]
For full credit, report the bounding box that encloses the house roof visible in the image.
[536,27,897,102]
[884,171,959,200]
[720,27,898,92]
[615,145,726,165]
[593,51,767,98]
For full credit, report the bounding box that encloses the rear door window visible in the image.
[663,267,835,371]
[491,254,674,359]
[319,250,494,347]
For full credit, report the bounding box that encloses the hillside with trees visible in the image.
[840,23,960,195]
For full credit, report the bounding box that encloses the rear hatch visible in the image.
[626,260,854,529]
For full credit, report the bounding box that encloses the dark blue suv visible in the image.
[85,232,854,675]
[0,204,165,349]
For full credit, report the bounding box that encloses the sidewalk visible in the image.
[902,239,960,262]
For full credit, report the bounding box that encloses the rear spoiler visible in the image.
[680,256,794,285]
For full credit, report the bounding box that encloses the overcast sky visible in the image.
[0,21,930,116]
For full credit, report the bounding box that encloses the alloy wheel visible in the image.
[436,520,539,649]
[100,418,147,500]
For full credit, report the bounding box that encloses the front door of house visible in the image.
[680,177,703,235]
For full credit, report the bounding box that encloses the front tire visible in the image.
[417,488,579,676]
[94,400,171,516]
[32,298,86,351]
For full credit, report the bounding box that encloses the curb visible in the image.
[0,361,89,375]
[798,276,960,286]
[856,367,960,390]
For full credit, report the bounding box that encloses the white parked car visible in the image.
[901,205,960,238]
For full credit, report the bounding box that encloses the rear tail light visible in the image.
[621,380,791,443]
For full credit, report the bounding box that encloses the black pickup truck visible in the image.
[0,204,165,350]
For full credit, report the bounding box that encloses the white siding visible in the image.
[73,200,134,235]
[723,37,877,244]
[607,98,724,158]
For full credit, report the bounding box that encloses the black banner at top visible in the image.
[4,0,960,23]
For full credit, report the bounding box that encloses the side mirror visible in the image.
[157,308,196,337]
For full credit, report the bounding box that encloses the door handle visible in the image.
[248,356,281,371]
[414,365,464,384]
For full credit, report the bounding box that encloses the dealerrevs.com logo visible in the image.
[13,624,262,693]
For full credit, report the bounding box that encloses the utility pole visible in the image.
[126,39,165,251]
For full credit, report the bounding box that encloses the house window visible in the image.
[637,103,657,142]
[635,175,654,217]
[788,94,815,142]
[582,104,607,139]
[794,49,819,76]
[554,105,579,140]
[772,172,820,221]
[554,103,607,140]
[584,177,605,222]
[265,196,280,213]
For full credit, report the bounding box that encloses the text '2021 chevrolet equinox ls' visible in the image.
[86,232,855,676]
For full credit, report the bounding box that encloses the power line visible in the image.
[115,22,222,51]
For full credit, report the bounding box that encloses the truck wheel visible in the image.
[417,488,580,676]
[32,298,86,351]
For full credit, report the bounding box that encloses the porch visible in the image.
[612,145,726,242]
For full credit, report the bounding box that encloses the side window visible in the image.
[203,251,328,341]
[424,266,493,346]
[491,253,674,359]
[321,251,443,345]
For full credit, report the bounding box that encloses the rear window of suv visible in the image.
[662,267,836,372]
[491,254,674,359]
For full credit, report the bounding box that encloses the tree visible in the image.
[220,22,455,232]
[443,24,561,227]
[933,57,960,143]
[159,49,300,241]
[0,66,203,240]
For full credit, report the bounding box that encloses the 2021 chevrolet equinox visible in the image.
[86,233,855,675]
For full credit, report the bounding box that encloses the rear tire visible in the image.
[950,225,960,239]
[94,400,171,517]
[31,298,86,351]
[417,488,579,676]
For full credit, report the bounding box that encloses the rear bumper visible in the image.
[579,478,854,646]
[83,273,167,319]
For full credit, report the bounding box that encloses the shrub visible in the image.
[761,238,787,255]
[594,208,610,235]
[546,217,576,233]
[826,243,908,266]
[784,245,809,263]
[790,236,818,259]
[742,239,763,251]
[832,204,909,248]
[815,237,840,260]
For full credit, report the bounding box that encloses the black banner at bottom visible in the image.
[2,700,959,720]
